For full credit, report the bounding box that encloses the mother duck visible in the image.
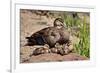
[25,18,70,48]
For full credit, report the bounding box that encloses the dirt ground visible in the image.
[20,9,89,63]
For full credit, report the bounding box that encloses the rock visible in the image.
[62,53,88,61]
[24,53,88,63]
[27,53,63,63]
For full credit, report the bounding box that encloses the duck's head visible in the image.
[54,18,65,29]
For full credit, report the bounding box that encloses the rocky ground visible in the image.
[23,53,88,63]
[20,9,89,63]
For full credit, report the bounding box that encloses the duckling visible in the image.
[30,44,50,56]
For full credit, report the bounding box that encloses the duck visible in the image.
[25,18,70,48]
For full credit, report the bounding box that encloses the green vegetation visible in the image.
[63,13,90,58]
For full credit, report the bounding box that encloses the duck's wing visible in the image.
[29,27,51,38]
[25,27,51,46]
